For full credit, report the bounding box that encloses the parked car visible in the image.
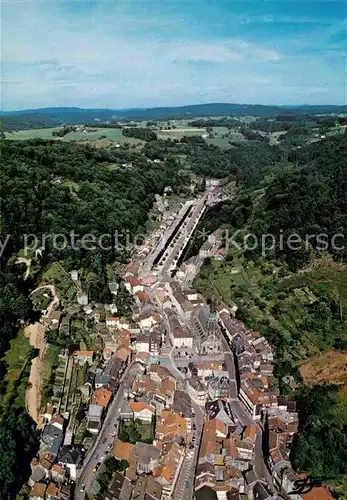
[93,462,101,473]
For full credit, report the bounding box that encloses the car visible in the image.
[185,480,190,487]
[192,424,196,430]
[102,437,107,444]
[93,462,101,473]
[80,484,85,492]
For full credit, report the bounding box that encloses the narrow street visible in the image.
[75,364,134,499]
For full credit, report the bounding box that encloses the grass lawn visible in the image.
[119,419,154,444]
[42,262,76,301]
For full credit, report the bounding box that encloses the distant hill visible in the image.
[1,103,346,132]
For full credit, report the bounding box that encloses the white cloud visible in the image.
[0,0,344,109]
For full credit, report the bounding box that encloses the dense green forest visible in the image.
[291,384,347,495]
[122,127,157,141]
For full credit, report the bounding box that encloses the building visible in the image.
[239,376,278,420]
[170,325,194,348]
[104,472,132,500]
[125,277,144,295]
[113,439,135,462]
[40,424,64,457]
[135,442,161,474]
[58,445,83,481]
[129,402,155,422]
[92,387,112,408]
[135,333,150,353]
[132,476,162,500]
[73,351,94,365]
[94,373,111,389]
[187,377,208,405]
[86,404,103,434]
[29,482,46,500]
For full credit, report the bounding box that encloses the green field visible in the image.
[5,127,146,146]
[206,126,245,148]
[157,127,206,140]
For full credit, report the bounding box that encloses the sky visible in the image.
[1,0,346,110]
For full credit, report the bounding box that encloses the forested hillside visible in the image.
[0,138,189,496]
[194,133,347,492]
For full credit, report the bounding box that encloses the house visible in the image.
[125,277,144,295]
[70,270,79,281]
[135,442,161,474]
[170,326,194,348]
[94,374,111,389]
[40,424,64,457]
[208,376,231,400]
[73,350,94,365]
[45,482,60,500]
[115,346,131,363]
[106,316,120,327]
[132,476,162,500]
[138,311,159,330]
[58,445,83,481]
[104,472,132,500]
[29,482,46,500]
[153,441,183,497]
[239,376,278,420]
[214,248,227,260]
[108,282,119,296]
[58,484,72,500]
[51,464,66,484]
[51,413,64,431]
[93,387,112,408]
[113,439,135,462]
[77,293,88,306]
[149,329,161,355]
[135,333,150,353]
[186,377,208,405]
[119,399,134,420]
[105,357,125,391]
[156,410,187,441]
[86,404,103,434]
[28,459,46,487]
[43,404,54,423]
[206,399,236,426]
[129,402,155,422]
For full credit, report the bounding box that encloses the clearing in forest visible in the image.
[300,349,347,385]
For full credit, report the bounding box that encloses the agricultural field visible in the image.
[207,126,244,148]
[4,126,146,146]
[157,127,206,140]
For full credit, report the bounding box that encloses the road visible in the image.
[75,364,133,499]
[172,402,205,500]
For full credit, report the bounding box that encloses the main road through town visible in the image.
[75,363,134,500]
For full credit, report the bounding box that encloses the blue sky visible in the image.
[2,0,346,110]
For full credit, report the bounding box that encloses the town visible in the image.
[25,182,332,500]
